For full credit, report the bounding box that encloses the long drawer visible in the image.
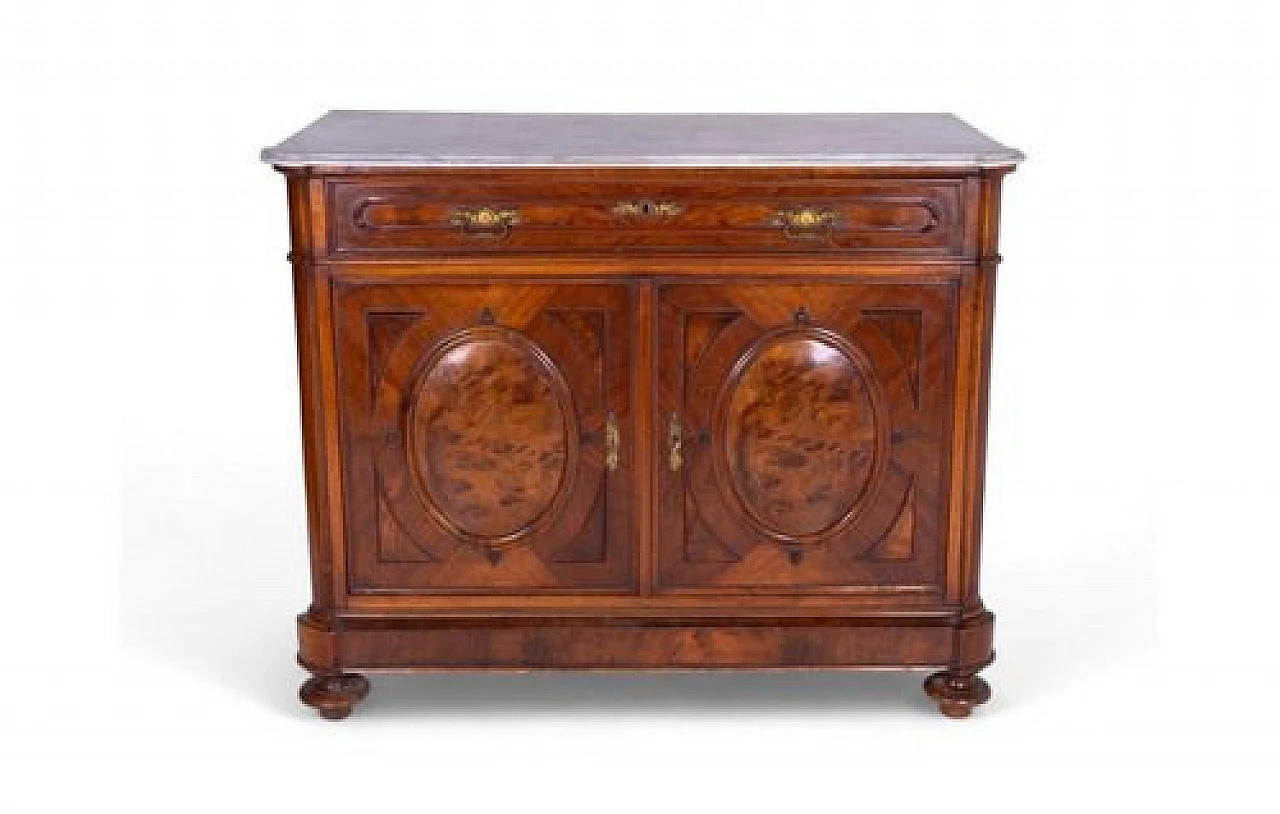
[324,175,971,257]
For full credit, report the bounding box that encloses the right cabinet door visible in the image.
[653,280,959,594]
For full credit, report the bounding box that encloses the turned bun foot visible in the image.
[923,670,991,719]
[300,672,370,720]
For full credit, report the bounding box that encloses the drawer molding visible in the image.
[329,178,966,256]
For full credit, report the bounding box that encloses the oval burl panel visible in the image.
[407,331,572,540]
[722,334,879,539]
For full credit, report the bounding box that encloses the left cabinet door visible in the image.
[332,279,636,594]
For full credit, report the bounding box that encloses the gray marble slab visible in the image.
[261,111,1023,168]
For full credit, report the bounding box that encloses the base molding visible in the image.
[298,609,993,672]
[296,609,994,719]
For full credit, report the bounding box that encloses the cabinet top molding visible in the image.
[261,111,1024,169]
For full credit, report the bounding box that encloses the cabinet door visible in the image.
[333,280,635,593]
[653,281,957,593]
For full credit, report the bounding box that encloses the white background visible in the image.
[2,0,1277,809]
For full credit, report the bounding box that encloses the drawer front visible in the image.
[327,177,967,256]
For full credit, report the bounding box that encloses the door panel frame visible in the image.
[329,274,639,595]
[650,277,962,596]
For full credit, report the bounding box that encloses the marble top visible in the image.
[261,111,1024,168]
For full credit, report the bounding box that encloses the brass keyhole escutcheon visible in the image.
[604,412,620,472]
[668,413,684,472]
[613,200,684,220]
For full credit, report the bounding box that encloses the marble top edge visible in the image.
[261,111,1025,168]
[258,155,1026,168]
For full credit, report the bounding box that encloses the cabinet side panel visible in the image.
[959,170,1007,604]
[287,173,337,611]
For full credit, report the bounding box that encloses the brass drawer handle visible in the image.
[668,413,684,472]
[772,206,838,240]
[613,200,684,220]
[604,412,620,471]
[449,206,521,237]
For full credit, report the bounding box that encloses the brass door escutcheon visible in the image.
[668,413,684,472]
[604,412,620,471]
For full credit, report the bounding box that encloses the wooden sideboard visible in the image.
[262,112,1023,719]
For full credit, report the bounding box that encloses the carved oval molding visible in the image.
[714,328,887,543]
[405,327,578,544]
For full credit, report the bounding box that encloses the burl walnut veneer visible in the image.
[262,112,1023,719]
